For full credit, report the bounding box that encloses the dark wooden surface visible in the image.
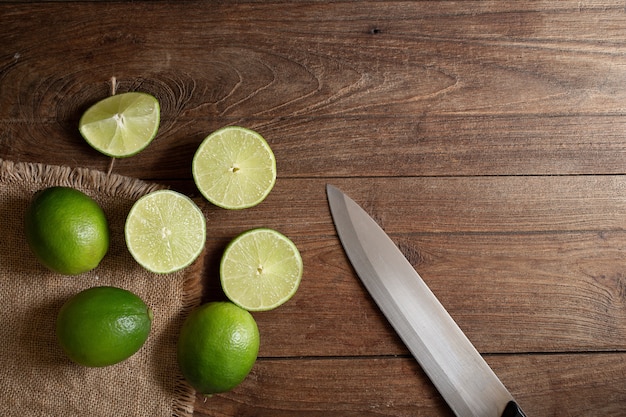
[3,1,626,416]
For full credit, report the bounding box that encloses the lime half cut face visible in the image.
[220,228,303,311]
[79,92,160,158]
[192,126,276,210]
[125,190,206,274]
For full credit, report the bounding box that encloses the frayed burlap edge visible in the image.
[0,158,164,200]
[0,159,202,417]
[172,251,203,417]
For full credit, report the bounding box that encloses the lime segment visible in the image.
[79,92,160,158]
[220,228,303,311]
[125,190,206,274]
[192,126,276,209]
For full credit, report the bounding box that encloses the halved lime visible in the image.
[220,228,303,311]
[192,126,276,209]
[79,92,160,158]
[125,190,206,274]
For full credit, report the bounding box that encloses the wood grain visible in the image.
[193,353,626,417]
[6,113,626,179]
[226,230,626,358]
[2,1,626,416]
[3,2,626,179]
[192,177,626,236]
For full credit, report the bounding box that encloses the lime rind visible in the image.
[220,228,303,311]
[125,190,206,274]
[192,126,277,210]
[24,186,110,275]
[56,286,152,367]
[177,302,259,394]
[79,92,160,158]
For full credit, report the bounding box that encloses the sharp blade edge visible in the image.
[327,185,514,417]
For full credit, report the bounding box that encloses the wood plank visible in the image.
[196,356,451,417]
[4,113,626,179]
[190,177,626,237]
[201,227,626,357]
[192,353,626,417]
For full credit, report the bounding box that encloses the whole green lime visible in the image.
[56,286,153,367]
[25,186,109,275]
[177,302,259,394]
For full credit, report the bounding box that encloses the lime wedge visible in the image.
[192,126,276,209]
[79,92,160,158]
[220,228,303,311]
[125,190,206,274]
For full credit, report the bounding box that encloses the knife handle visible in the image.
[502,401,527,417]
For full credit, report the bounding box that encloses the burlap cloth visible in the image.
[0,159,201,417]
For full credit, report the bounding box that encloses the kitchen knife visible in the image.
[326,184,526,417]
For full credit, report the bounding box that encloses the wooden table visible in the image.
[3,1,626,416]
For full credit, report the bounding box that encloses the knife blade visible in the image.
[326,184,526,417]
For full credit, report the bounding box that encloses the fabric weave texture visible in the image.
[0,159,200,417]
